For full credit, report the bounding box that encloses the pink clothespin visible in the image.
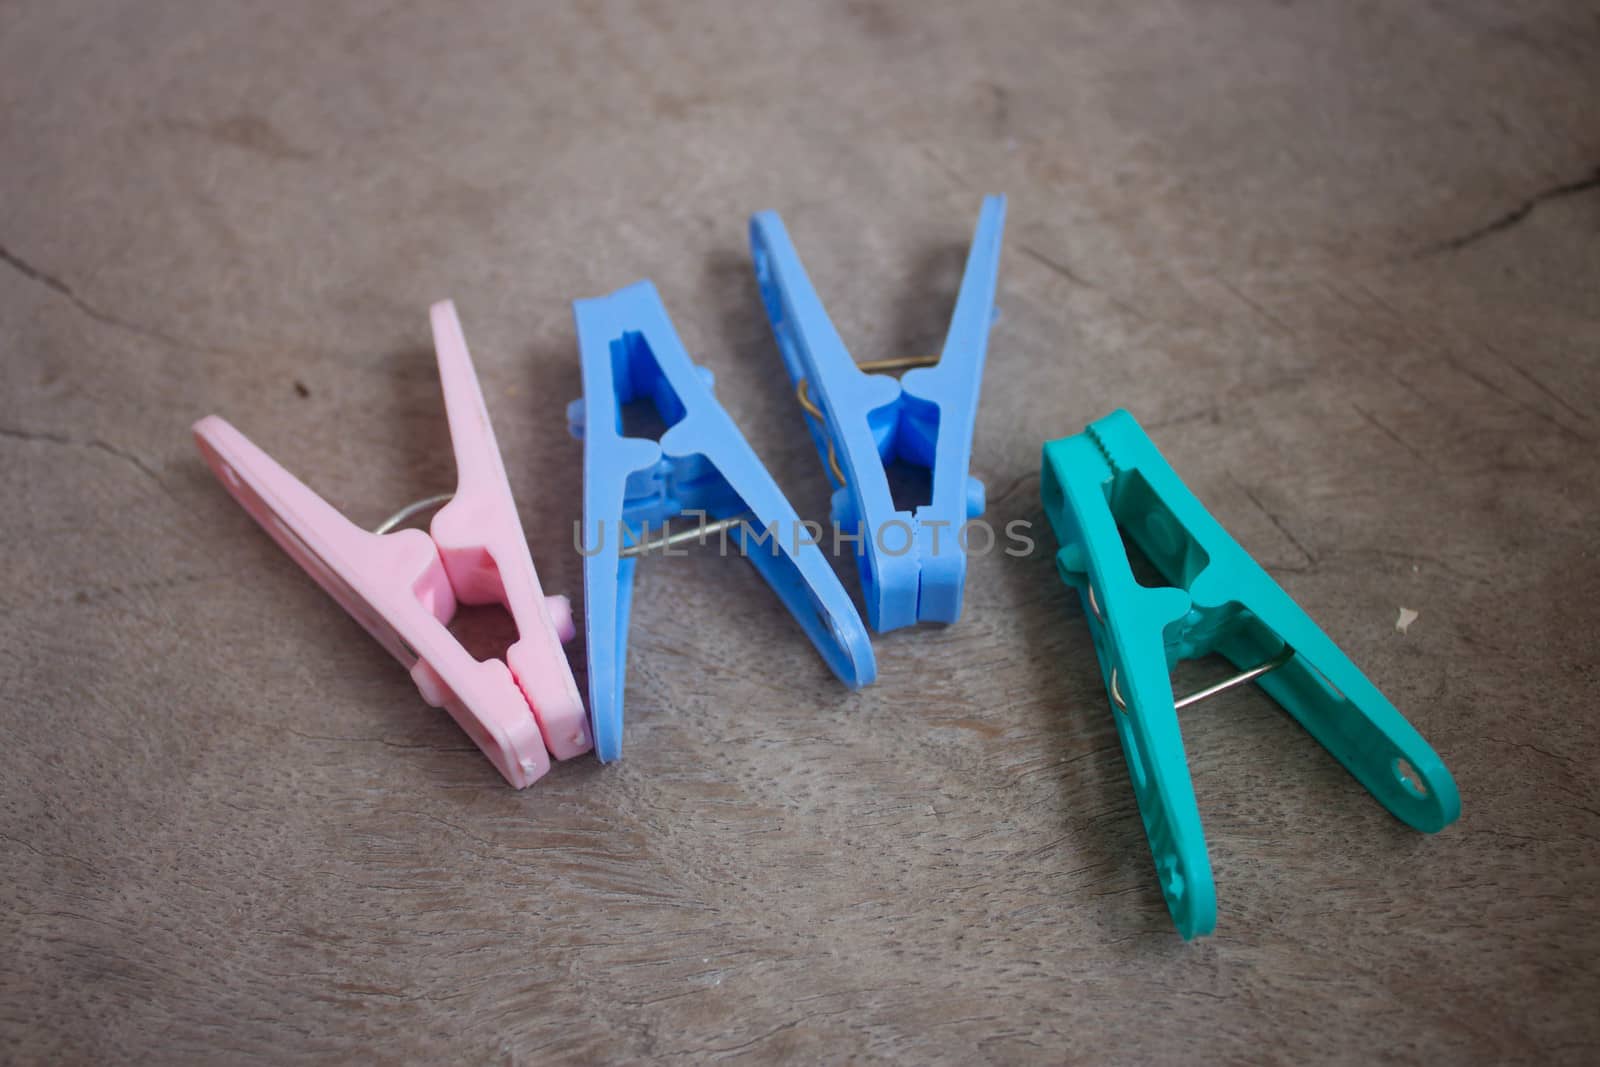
[193,301,589,787]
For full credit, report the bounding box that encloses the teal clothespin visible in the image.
[1040,409,1460,938]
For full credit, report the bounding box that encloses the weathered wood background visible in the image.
[3,2,1598,1062]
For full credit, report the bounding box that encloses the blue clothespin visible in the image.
[1040,409,1460,938]
[568,281,876,761]
[749,196,1007,631]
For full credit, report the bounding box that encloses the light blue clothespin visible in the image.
[1041,409,1460,938]
[749,197,1007,631]
[568,281,876,761]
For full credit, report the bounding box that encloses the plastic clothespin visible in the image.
[193,301,589,789]
[748,196,1007,632]
[1040,409,1460,938]
[568,280,876,762]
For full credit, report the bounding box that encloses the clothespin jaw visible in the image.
[426,301,589,761]
[749,196,1006,632]
[1040,409,1460,938]
[192,302,587,789]
[569,280,875,762]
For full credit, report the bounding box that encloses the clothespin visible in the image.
[1040,409,1460,938]
[568,280,876,762]
[193,301,589,788]
[748,196,1007,631]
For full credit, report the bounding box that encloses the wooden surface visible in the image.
[3,2,1598,1062]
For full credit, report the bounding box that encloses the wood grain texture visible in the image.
[2,1,1598,1062]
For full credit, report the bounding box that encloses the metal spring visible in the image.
[795,354,941,486]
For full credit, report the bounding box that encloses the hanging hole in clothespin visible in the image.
[1393,756,1428,798]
